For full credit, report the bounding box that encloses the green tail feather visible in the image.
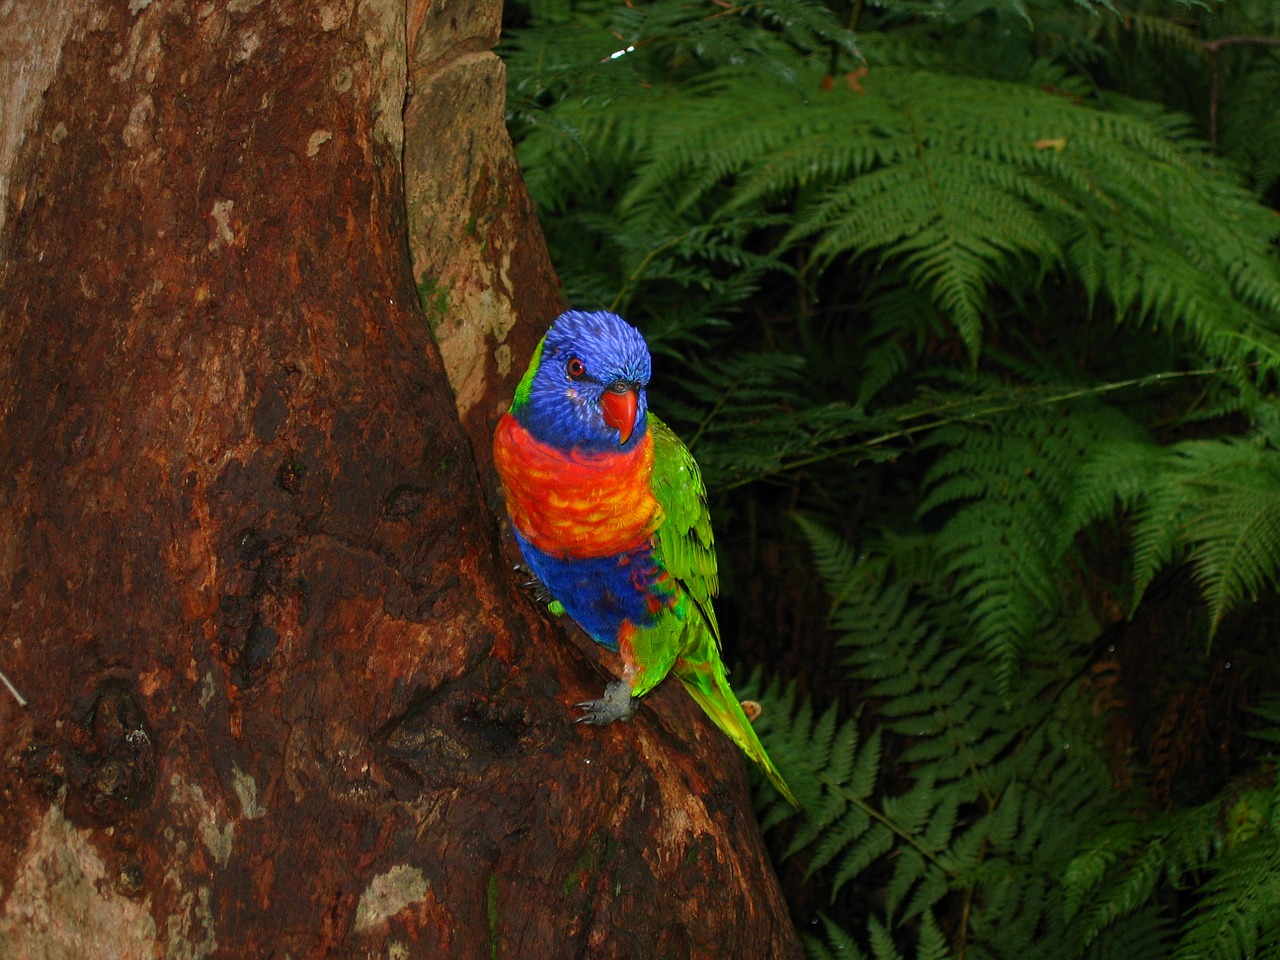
[643,413,800,808]
[675,658,801,809]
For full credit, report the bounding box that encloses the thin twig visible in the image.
[820,774,958,876]
[1200,35,1280,148]
[1202,35,1280,52]
[718,364,1244,492]
[1,667,28,708]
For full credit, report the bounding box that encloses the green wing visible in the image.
[646,416,801,808]
[648,415,720,637]
[622,414,718,700]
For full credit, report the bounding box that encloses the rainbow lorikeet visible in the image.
[492,309,798,807]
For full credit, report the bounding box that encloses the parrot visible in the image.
[492,309,799,808]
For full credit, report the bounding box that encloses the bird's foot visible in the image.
[575,680,638,725]
[514,564,557,607]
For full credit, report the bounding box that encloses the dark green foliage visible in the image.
[1060,780,1280,960]
[918,399,1147,685]
[1071,436,1280,634]
[502,0,1280,957]
[753,517,1124,958]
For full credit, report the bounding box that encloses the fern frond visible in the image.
[1065,437,1160,532]
[1064,774,1280,958]
[659,352,904,491]
[868,917,908,960]
[1081,906,1173,960]
[1217,49,1280,195]
[793,512,878,615]
[1173,832,1280,960]
[1073,437,1280,634]
[914,911,950,960]
[1246,693,1280,748]
[608,60,1280,366]
[919,401,1144,682]
[1178,442,1280,633]
[739,673,870,832]
[804,915,870,960]
[1106,10,1207,61]
[788,516,1135,958]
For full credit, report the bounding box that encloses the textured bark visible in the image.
[401,0,558,467]
[0,2,802,959]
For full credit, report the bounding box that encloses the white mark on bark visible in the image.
[359,0,406,153]
[169,773,234,867]
[0,800,159,955]
[109,8,163,84]
[199,670,216,709]
[0,665,27,706]
[232,28,261,64]
[307,130,333,157]
[439,245,518,417]
[403,53,522,419]
[0,0,91,252]
[494,343,512,378]
[318,4,344,32]
[210,199,236,250]
[354,864,430,933]
[121,95,154,149]
[164,884,217,960]
[231,766,267,819]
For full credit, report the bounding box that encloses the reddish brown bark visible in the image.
[0,2,802,958]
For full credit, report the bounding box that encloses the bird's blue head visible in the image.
[510,310,652,453]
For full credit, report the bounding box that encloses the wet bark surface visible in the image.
[0,2,802,957]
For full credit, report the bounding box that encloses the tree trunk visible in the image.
[0,3,802,958]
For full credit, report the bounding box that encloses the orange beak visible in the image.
[601,386,639,444]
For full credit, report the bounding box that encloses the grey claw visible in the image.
[575,680,638,725]
[513,564,555,605]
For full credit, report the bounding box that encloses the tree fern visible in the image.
[917,399,1145,683]
[504,5,1280,960]
[1174,831,1280,960]
[1082,0,1280,198]
[614,62,1280,367]
[743,672,870,833]
[803,906,952,960]
[1070,436,1280,635]
[1079,906,1172,960]
[757,516,1122,958]
[756,513,1280,960]
[1061,776,1280,960]
[804,915,870,960]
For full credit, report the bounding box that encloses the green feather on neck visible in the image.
[509,336,546,415]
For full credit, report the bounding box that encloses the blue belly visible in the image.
[514,531,658,649]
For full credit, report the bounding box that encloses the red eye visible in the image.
[567,357,586,380]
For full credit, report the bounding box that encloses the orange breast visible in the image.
[492,413,662,559]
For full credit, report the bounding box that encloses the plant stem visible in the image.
[821,774,958,876]
[718,365,1248,491]
[1,667,27,708]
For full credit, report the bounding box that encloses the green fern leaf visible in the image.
[804,915,869,960]
[920,401,1142,683]
[1073,436,1280,634]
[1173,834,1280,960]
